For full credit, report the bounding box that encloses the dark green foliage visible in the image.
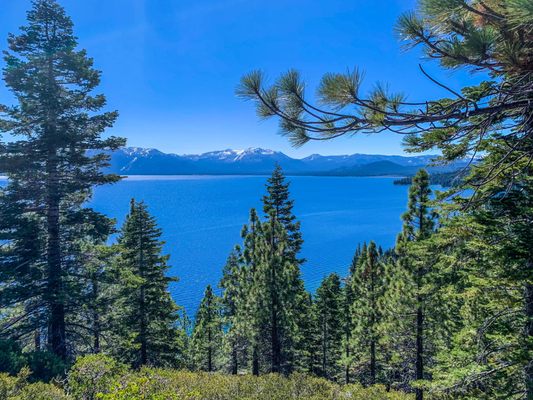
[191,285,224,372]
[219,247,249,374]
[0,340,65,382]
[0,340,26,376]
[113,200,185,368]
[389,170,437,400]
[393,171,466,188]
[24,351,67,383]
[315,273,344,380]
[426,162,533,399]
[350,242,389,386]
[0,0,124,359]
[262,165,304,265]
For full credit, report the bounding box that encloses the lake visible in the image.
[90,175,411,315]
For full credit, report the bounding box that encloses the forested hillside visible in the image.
[0,1,531,400]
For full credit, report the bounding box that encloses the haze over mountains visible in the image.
[101,147,470,176]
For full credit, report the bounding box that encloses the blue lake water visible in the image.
[90,175,411,315]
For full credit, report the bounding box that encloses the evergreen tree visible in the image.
[350,241,388,386]
[314,273,343,380]
[191,285,224,372]
[390,169,436,400]
[256,168,307,374]
[428,160,533,399]
[262,165,304,265]
[240,208,263,375]
[74,243,119,355]
[113,200,184,367]
[219,247,247,374]
[0,0,124,359]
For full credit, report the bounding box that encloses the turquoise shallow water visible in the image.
[90,175,411,315]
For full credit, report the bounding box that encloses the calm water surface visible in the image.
[90,175,410,315]
[0,175,412,315]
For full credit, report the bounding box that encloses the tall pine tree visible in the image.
[314,273,343,380]
[113,200,184,368]
[394,169,436,400]
[191,285,224,372]
[350,241,388,386]
[0,0,124,359]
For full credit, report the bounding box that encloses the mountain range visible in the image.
[98,147,470,177]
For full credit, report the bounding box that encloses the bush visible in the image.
[68,355,127,400]
[25,351,67,383]
[93,369,414,400]
[1,356,413,399]
[0,340,26,376]
[0,369,68,400]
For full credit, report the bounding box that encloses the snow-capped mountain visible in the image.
[97,147,468,176]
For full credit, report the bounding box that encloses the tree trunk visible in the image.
[92,278,101,354]
[231,345,238,375]
[252,344,259,376]
[416,305,424,400]
[139,218,147,366]
[208,327,213,372]
[46,161,66,360]
[415,186,425,400]
[270,224,281,373]
[322,316,327,378]
[271,297,280,373]
[140,284,147,365]
[34,329,41,351]
[370,339,376,385]
[525,277,533,400]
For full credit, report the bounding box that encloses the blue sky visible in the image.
[0,0,481,157]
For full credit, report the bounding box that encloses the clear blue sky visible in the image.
[0,0,480,157]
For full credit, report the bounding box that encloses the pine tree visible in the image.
[393,169,436,400]
[341,275,354,384]
[191,285,224,372]
[240,208,263,375]
[0,0,124,359]
[315,273,343,380]
[428,158,533,399]
[74,243,119,354]
[257,167,307,374]
[262,165,304,265]
[219,247,249,374]
[351,241,388,386]
[113,200,184,367]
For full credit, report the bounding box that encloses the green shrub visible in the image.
[68,355,127,400]
[3,358,413,399]
[0,339,26,375]
[95,369,413,400]
[25,351,67,383]
[0,369,68,400]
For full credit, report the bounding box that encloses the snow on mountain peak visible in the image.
[122,147,161,157]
